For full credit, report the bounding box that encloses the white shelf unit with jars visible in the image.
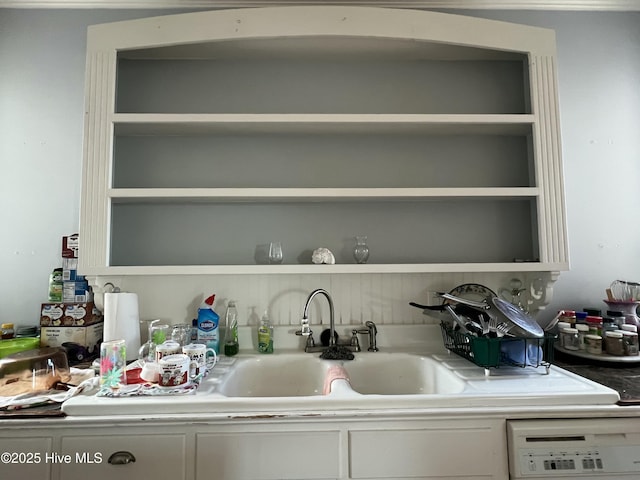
[79,6,568,276]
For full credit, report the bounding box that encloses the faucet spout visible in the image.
[302,288,336,347]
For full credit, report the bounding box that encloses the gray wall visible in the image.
[0,8,639,326]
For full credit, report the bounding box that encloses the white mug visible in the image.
[157,353,190,388]
[139,361,160,383]
[155,340,181,363]
[182,343,217,378]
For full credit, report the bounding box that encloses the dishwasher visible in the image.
[508,418,640,479]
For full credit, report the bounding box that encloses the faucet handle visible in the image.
[350,330,362,352]
[365,321,379,352]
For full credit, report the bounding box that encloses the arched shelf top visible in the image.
[89,6,557,58]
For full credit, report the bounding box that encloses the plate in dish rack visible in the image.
[445,283,496,304]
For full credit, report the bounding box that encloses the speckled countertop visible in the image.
[553,350,640,405]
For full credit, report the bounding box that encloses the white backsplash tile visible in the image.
[102,272,547,329]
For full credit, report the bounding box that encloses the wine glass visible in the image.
[268,242,283,264]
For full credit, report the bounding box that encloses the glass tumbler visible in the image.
[171,323,192,346]
[268,242,283,264]
[138,321,170,364]
[100,339,127,390]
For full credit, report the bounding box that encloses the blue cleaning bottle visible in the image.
[197,294,220,354]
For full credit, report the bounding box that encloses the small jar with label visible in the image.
[621,331,639,356]
[575,323,589,350]
[584,334,602,355]
[586,316,603,336]
[602,317,618,334]
[560,327,580,351]
[556,321,571,347]
[607,310,626,329]
[559,310,577,326]
[575,311,588,325]
[1,323,15,339]
[604,331,624,356]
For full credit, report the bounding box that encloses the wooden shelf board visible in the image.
[108,187,540,203]
[113,114,535,136]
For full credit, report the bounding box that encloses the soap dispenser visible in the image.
[223,300,239,357]
[257,310,274,354]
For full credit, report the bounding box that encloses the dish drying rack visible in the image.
[440,322,556,375]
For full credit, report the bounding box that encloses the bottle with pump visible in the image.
[223,300,239,356]
[257,310,274,354]
[197,294,220,354]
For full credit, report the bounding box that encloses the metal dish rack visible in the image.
[440,322,556,374]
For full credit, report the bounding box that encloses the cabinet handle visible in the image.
[107,451,136,465]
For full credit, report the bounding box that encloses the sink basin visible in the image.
[342,353,466,395]
[216,354,329,397]
[215,352,465,397]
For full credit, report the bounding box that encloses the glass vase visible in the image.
[353,236,370,264]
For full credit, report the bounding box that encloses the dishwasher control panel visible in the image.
[508,418,640,478]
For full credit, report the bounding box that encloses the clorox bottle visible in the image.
[197,294,220,354]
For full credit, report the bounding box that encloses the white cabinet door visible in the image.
[349,420,508,479]
[0,436,53,480]
[196,430,341,480]
[59,433,188,480]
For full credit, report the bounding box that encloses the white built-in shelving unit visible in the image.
[79,6,568,276]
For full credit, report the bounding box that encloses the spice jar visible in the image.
[559,310,576,326]
[604,331,624,356]
[556,321,571,347]
[602,317,618,334]
[576,324,589,350]
[621,331,639,356]
[575,311,588,325]
[1,323,15,339]
[586,316,603,336]
[560,327,579,351]
[621,324,638,334]
[607,310,626,329]
[584,334,602,355]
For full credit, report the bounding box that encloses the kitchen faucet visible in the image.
[297,289,379,358]
[300,288,336,347]
[297,288,359,360]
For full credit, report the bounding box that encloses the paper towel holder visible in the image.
[104,282,121,293]
[94,282,121,312]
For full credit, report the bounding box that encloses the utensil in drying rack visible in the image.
[409,301,509,338]
[489,317,512,337]
[477,314,490,336]
[436,291,544,338]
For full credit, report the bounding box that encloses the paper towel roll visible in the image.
[103,292,141,362]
